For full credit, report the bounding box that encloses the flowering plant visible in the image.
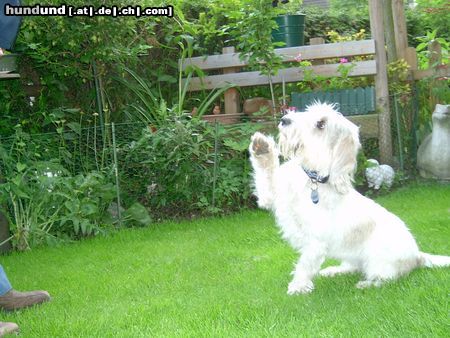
[294,52,363,92]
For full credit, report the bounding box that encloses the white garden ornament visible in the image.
[365,159,395,190]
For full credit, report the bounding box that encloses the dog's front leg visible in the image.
[288,243,326,295]
[249,132,279,210]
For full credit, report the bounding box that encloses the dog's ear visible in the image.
[330,123,361,194]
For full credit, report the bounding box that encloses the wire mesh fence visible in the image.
[0,94,422,226]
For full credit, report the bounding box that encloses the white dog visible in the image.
[249,102,450,294]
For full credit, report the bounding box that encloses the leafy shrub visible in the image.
[119,117,262,218]
[0,125,153,251]
[301,6,370,43]
[0,142,117,250]
[414,0,449,41]
[126,118,215,216]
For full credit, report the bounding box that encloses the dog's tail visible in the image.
[419,252,450,268]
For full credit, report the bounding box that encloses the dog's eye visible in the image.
[316,119,326,130]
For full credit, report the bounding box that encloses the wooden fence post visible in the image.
[310,37,325,65]
[369,0,393,165]
[222,47,240,115]
[405,47,418,71]
[429,41,444,107]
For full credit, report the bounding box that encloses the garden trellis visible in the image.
[179,0,449,165]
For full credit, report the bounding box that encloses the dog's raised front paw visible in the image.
[250,132,272,156]
[287,279,314,295]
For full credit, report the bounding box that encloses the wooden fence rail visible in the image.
[180,40,376,92]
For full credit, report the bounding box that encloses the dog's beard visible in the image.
[279,131,331,174]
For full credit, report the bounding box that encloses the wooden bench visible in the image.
[179,39,379,137]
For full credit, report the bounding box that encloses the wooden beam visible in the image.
[222,47,241,115]
[382,0,397,63]
[0,73,20,79]
[183,60,377,91]
[348,114,379,138]
[369,0,393,164]
[202,113,242,125]
[392,0,408,60]
[404,47,418,71]
[180,40,376,71]
[412,66,449,80]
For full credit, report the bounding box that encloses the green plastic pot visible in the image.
[272,14,306,48]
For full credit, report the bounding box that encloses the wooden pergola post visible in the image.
[391,0,409,61]
[369,0,393,164]
[382,0,397,63]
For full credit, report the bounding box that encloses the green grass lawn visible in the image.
[2,181,449,337]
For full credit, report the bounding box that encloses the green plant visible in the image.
[0,135,117,250]
[0,154,69,250]
[414,31,449,146]
[0,125,153,251]
[295,58,362,92]
[118,33,235,126]
[354,151,369,189]
[300,6,370,43]
[116,67,171,126]
[414,30,449,122]
[119,117,263,218]
[329,0,368,16]
[227,0,284,114]
[120,117,214,218]
[293,29,372,93]
[327,28,367,43]
[387,59,411,96]
[4,0,204,135]
[414,0,450,40]
[415,30,449,70]
[212,122,265,210]
[56,171,117,238]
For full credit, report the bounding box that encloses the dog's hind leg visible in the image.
[356,259,412,289]
[319,262,358,277]
[249,132,279,210]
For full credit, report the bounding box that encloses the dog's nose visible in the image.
[280,116,292,127]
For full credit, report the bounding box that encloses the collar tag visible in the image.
[311,188,319,204]
[303,167,329,204]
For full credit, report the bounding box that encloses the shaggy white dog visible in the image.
[249,102,450,294]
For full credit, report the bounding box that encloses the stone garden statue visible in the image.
[365,159,395,190]
[417,104,450,180]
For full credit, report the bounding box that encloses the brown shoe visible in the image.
[0,289,51,311]
[0,322,19,336]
